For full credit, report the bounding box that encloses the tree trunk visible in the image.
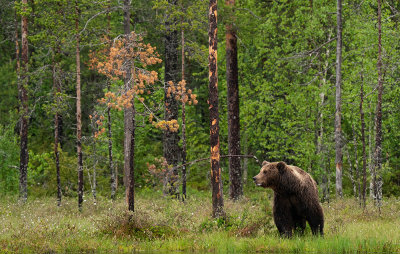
[19,0,29,204]
[208,0,225,218]
[52,52,62,207]
[335,0,343,198]
[108,90,116,200]
[225,0,242,201]
[164,0,180,197]
[107,2,116,201]
[374,0,384,209]
[181,25,187,201]
[360,61,367,208]
[91,136,97,205]
[75,2,83,211]
[123,0,135,212]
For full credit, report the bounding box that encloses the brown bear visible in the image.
[253,161,324,237]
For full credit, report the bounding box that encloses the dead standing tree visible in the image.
[19,0,29,204]
[75,1,84,211]
[208,0,225,218]
[122,0,135,212]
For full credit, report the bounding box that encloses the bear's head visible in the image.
[253,161,287,189]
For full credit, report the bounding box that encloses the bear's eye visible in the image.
[263,170,267,175]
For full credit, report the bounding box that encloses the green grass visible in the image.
[0,189,399,253]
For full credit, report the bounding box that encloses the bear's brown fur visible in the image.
[253,161,324,237]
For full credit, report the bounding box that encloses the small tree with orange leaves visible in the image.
[90,31,198,200]
[89,32,184,131]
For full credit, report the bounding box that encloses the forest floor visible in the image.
[0,188,399,253]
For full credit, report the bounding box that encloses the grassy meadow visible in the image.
[0,188,399,253]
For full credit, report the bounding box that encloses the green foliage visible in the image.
[27,148,78,197]
[0,63,18,125]
[0,119,19,195]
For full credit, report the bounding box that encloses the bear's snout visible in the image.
[252,176,256,181]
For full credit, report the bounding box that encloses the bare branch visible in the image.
[169,154,262,172]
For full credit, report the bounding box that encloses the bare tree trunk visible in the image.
[360,61,367,208]
[127,97,135,212]
[123,0,131,190]
[335,0,343,198]
[123,0,135,212]
[106,1,116,201]
[225,0,242,201]
[19,0,29,204]
[209,0,225,218]
[374,0,384,210]
[75,1,83,211]
[91,135,97,205]
[164,0,180,197]
[52,52,62,207]
[181,25,187,201]
[108,89,116,200]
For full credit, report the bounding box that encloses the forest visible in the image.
[1,0,400,252]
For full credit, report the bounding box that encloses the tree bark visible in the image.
[75,2,83,211]
[108,87,116,200]
[123,0,135,212]
[335,0,343,198]
[360,61,367,208]
[181,25,187,201]
[91,138,97,205]
[106,4,116,201]
[374,0,384,209]
[164,0,180,197]
[225,0,242,201]
[208,0,225,218]
[19,0,29,203]
[52,52,62,207]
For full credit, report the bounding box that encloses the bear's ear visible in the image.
[277,161,287,174]
[262,161,270,166]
